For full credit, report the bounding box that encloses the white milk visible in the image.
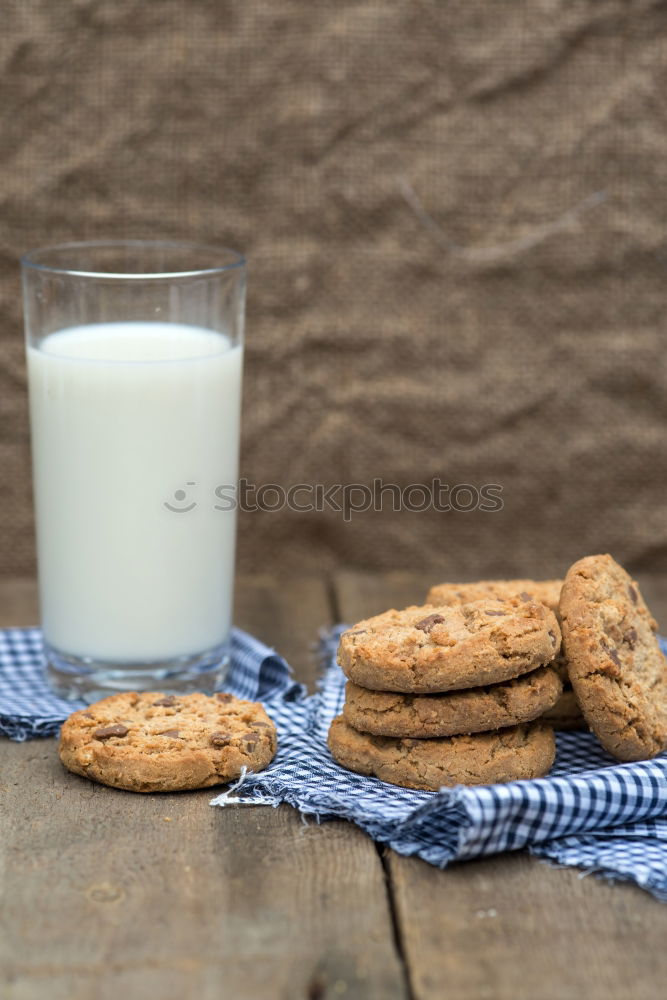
[27,322,243,662]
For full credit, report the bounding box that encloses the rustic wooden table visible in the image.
[1,572,667,1000]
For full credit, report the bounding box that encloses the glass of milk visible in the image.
[21,241,245,700]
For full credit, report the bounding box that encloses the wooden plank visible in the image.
[332,570,426,623]
[333,570,667,1000]
[389,850,667,1000]
[0,575,408,1000]
[233,573,332,690]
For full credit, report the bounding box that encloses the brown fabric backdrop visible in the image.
[1,0,666,582]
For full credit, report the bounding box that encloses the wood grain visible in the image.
[334,569,667,1000]
[331,570,425,624]
[389,850,667,1000]
[0,575,407,1000]
[234,573,332,690]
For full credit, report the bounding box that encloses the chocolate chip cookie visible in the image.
[426,577,585,730]
[338,600,561,694]
[59,691,277,792]
[342,664,562,738]
[328,715,556,790]
[426,578,563,610]
[560,554,667,760]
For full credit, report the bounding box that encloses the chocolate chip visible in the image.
[94,724,129,740]
[253,722,271,729]
[519,592,532,602]
[244,737,258,751]
[624,628,638,648]
[548,630,557,645]
[345,629,367,637]
[216,693,234,703]
[210,731,233,747]
[80,712,94,719]
[485,610,506,616]
[153,696,176,707]
[628,585,638,605]
[160,729,181,738]
[599,639,622,667]
[415,614,445,634]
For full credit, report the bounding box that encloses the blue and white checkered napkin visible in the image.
[2,625,667,901]
[0,626,303,740]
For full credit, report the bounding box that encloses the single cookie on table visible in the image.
[328,715,556,790]
[560,554,667,761]
[426,578,563,611]
[59,691,277,792]
[342,664,562,738]
[338,600,561,694]
[426,577,587,730]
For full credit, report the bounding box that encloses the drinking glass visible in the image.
[21,240,245,699]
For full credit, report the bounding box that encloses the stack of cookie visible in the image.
[328,598,563,790]
[329,554,667,789]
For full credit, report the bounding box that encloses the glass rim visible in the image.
[20,239,246,280]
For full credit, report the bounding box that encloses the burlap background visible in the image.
[1,0,666,581]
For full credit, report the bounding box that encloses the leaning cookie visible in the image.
[59,691,277,792]
[342,665,562,738]
[338,600,561,694]
[426,578,562,611]
[560,554,667,761]
[328,716,556,790]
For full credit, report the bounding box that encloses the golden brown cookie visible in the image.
[59,691,277,792]
[342,665,562,738]
[426,578,562,611]
[338,600,561,694]
[426,577,586,729]
[328,715,556,790]
[560,554,667,761]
